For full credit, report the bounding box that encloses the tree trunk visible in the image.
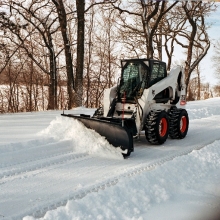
[52,0,75,109]
[47,28,57,110]
[197,68,201,100]
[47,50,57,110]
[75,0,85,107]
[183,2,197,96]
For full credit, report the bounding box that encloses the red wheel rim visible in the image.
[180,116,187,133]
[159,118,168,137]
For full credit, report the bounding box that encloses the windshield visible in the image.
[119,62,147,101]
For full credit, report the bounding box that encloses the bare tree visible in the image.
[162,5,187,71]
[74,0,85,107]
[212,39,220,80]
[175,2,215,95]
[213,85,220,97]
[112,0,178,59]
[2,0,60,109]
[83,3,119,108]
[52,0,75,109]
[75,0,115,107]
[84,1,95,108]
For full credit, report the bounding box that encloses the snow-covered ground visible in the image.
[0,98,220,220]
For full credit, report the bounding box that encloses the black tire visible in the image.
[169,108,189,139]
[145,110,169,144]
[122,150,131,158]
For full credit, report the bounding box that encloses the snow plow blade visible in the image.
[61,113,134,154]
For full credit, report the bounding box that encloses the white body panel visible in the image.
[103,65,186,135]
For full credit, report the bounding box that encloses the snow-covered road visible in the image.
[1,98,220,220]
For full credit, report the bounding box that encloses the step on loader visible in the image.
[62,59,189,157]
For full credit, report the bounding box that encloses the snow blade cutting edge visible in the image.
[61,113,134,154]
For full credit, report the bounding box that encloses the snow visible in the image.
[0,98,220,220]
[39,116,123,159]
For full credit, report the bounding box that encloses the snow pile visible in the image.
[24,140,220,220]
[39,116,123,160]
[187,97,220,120]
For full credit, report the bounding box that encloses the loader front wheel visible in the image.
[169,108,189,139]
[145,110,169,144]
[122,150,131,158]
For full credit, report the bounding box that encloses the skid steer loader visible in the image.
[62,59,189,157]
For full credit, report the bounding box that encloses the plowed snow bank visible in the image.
[39,116,123,160]
[187,97,220,120]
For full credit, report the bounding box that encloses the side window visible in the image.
[151,63,160,80]
[158,64,165,78]
[151,63,166,80]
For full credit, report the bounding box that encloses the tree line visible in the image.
[0,0,217,113]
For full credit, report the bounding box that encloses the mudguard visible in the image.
[61,114,134,154]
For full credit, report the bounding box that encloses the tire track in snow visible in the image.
[0,137,57,154]
[0,151,89,185]
[0,139,74,168]
[2,154,124,220]
[29,139,217,219]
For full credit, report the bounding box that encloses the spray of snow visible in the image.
[38,116,123,160]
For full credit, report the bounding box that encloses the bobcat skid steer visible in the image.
[62,59,189,157]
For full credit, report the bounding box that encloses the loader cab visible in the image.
[118,59,149,102]
[118,59,167,102]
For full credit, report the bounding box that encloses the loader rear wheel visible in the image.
[145,110,169,144]
[169,108,189,139]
